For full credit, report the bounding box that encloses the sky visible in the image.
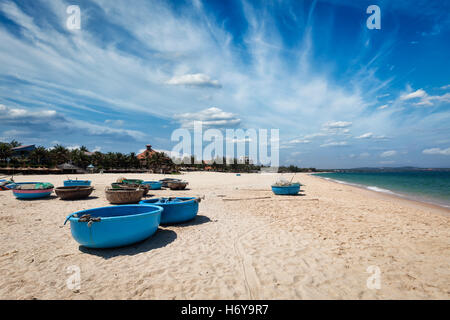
[0,0,449,169]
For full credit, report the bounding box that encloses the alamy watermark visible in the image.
[170,121,279,169]
[366,265,381,290]
[66,5,81,30]
[66,265,81,291]
[366,5,381,30]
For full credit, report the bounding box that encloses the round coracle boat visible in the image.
[64,205,163,248]
[167,181,188,190]
[64,179,91,187]
[271,183,301,195]
[142,181,162,190]
[12,182,54,199]
[140,197,200,224]
[55,186,94,200]
[159,178,181,188]
[111,183,149,196]
[105,188,144,204]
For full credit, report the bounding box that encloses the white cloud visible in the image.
[0,103,147,141]
[399,87,450,107]
[320,141,348,147]
[176,107,241,128]
[166,73,222,88]
[67,145,81,151]
[355,132,389,140]
[400,89,427,101]
[289,139,311,144]
[356,132,374,139]
[422,147,450,156]
[323,121,352,129]
[380,150,397,157]
[377,104,389,110]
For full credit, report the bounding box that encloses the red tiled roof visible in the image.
[137,149,156,160]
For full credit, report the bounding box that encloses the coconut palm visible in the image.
[0,143,12,162]
[29,146,49,166]
[50,145,69,165]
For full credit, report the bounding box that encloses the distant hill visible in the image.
[329,167,450,172]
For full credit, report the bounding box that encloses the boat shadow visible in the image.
[16,195,59,201]
[163,215,211,228]
[78,229,177,259]
[275,192,306,197]
[58,196,99,201]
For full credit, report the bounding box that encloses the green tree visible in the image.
[9,140,21,148]
[29,146,49,166]
[0,143,12,162]
[50,145,69,165]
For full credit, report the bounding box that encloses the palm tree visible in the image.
[0,143,12,162]
[29,146,49,166]
[9,140,21,148]
[50,145,69,165]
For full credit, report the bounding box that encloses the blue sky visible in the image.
[0,0,449,168]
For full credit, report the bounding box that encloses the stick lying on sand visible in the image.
[222,196,272,201]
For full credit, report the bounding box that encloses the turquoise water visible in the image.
[314,171,450,208]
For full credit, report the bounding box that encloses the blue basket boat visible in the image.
[140,197,199,224]
[64,179,91,187]
[64,205,163,249]
[271,183,301,195]
[12,182,54,199]
[142,181,162,190]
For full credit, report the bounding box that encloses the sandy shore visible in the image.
[0,172,448,299]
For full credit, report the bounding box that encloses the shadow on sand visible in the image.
[58,196,99,201]
[78,228,177,259]
[274,192,306,197]
[162,215,211,228]
[16,194,58,201]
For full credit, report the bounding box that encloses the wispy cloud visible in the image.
[380,150,397,158]
[166,73,222,88]
[422,147,450,156]
[176,107,241,129]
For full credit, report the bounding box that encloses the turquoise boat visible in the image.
[271,183,301,195]
[64,179,91,187]
[64,205,163,249]
[140,197,199,224]
[12,182,54,199]
[142,181,162,190]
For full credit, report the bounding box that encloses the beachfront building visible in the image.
[137,145,156,165]
[137,144,173,174]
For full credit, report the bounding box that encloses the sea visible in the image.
[313,171,450,208]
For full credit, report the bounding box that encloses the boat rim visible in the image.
[65,204,163,224]
[140,197,197,206]
[271,183,301,187]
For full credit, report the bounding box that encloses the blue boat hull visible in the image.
[64,180,91,187]
[142,181,162,190]
[13,189,53,199]
[66,205,162,248]
[271,184,300,195]
[140,197,198,224]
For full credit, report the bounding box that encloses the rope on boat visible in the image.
[78,214,101,227]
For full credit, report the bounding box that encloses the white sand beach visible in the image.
[0,172,448,299]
